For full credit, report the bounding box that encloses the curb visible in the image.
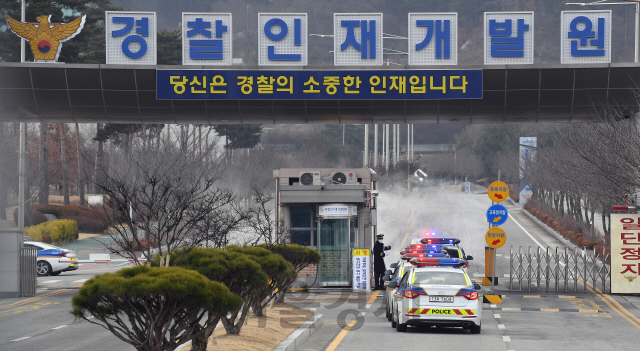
[273,312,324,351]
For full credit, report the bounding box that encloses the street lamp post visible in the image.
[566,0,640,62]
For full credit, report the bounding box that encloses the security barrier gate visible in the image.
[509,246,610,293]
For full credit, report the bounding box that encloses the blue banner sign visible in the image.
[156,69,482,100]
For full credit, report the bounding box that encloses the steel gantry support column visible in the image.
[374,124,378,168]
[385,124,389,172]
[364,124,369,168]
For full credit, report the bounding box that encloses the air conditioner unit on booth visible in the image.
[330,171,359,185]
[299,171,322,185]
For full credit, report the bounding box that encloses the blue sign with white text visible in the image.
[486,204,508,226]
[156,69,483,100]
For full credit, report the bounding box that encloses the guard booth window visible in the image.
[290,206,316,247]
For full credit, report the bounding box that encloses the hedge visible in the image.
[24,219,78,243]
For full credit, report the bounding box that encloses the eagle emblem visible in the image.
[6,14,85,62]
[624,275,637,282]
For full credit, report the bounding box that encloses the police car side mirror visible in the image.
[383,275,391,282]
[390,263,397,269]
[474,283,482,290]
[389,281,398,288]
[466,255,474,261]
[385,270,392,275]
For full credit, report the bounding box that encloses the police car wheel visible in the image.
[390,315,397,328]
[470,324,481,334]
[396,322,407,332]
[386,307,391,320]
[36,261,51,276]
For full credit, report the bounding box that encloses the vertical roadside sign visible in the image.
[464,182,470,194]
[611,214,640,294]
[485,181,509,299]
[353,249,371,291]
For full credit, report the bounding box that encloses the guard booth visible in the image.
[274,168,378,288]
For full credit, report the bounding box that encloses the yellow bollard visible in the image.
[483,246,494,286]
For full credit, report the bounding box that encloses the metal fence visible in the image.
[509,246,610,293]
[20,246,37,297]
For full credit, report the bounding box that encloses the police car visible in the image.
[384,260,412,322]
[24,241,78,276]
[385,251,449,322]
[390,257,482,333]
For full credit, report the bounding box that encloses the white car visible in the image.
[24,241,78,276]
[384,260,413,322]
[390,258,482,333]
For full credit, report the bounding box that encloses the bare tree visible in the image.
[60,124,70,205]
[92,136,242,265]
[75,123,85,205]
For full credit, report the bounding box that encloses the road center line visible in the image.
[0,289,70,311]
[52,325,68,330]
[584,280,640,325]
[325,320,358,351]
[578,280,640,330]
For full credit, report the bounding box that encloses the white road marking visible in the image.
[51,325,67,330]
[503,336,512,342]
[498,324,506,329]
[510,214,567,268]
[491,304,497,308]
[496,254,503,257]
[41,280,62,284]
[11,337,31,342]
[509,215,545,249]
[73,279,88,283]
[365,304,372,309]
[504,274,510,278]
[494,314,501,319]
[473,273,484,277]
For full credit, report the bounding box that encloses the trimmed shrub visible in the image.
[32,204,107,233]
[24,219,78,243]
[66,214,106,233]
[13,208,48,227]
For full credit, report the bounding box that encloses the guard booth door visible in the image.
[317,217,356,286]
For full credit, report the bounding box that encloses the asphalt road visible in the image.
[1,184,639,351]
[293,184,640,351]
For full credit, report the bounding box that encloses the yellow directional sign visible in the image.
[488,181,509,203]
[485,227,507,249]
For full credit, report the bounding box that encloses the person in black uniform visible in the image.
[373,234,391,290]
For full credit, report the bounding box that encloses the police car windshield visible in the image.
[414,272,467,286]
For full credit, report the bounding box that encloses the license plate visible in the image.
[429,296,453,303]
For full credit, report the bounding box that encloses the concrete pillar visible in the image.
[0,229,21,297]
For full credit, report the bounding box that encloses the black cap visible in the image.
[376,234,384,240]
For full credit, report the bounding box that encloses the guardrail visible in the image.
[509,246,610,293]
[20,247,37,297]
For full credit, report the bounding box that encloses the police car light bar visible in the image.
[409,257,467,267]
[420,238,460,245]
[409,243,445,250]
